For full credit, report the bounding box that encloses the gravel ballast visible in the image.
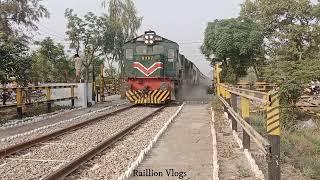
[0,106,158,180]
[0,103,129,149]
[66,106,181,180]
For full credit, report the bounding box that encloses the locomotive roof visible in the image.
[125,32,178,45]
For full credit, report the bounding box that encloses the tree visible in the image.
[201,18,264,83]
[0,0,49,37]
[65,9,105,82]
[31,37,71,83]
[241,0,320,106]
[0,33,32,85]
[103,0,142,74]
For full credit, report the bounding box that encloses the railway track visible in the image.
[0,105,165,180]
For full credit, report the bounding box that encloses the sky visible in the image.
[37,0,244,76]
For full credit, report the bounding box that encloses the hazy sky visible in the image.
[37,0,244,76]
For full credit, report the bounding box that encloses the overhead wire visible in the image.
[37,23,67,39]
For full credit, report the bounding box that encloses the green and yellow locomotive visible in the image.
[124,31,201,104]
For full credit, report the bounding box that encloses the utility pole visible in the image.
[92,61,96,101]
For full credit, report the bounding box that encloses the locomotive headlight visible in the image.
[144,34,155,45]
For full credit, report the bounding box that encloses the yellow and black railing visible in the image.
[233,82,276,92]
[0,85,77,119]
[126,90,170,104]
[216,83,280,180]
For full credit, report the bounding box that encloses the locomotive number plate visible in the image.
[142,56,153,60]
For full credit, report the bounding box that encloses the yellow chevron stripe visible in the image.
[268,128,280,136]
[267,108,279,119]
[151,90,158,97]
[267,121,280,132]
[155,90,163,104]
[129,90,138,101]
[151,90,157,104]
[133,90,141,100]
[126,92,134,102]
[158,90,167,102]
[162,91,170,101]
[150,93,154,104]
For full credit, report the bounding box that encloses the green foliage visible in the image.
[241,1,320,178]
[0,0,49,37]
[281,129,320,179]
[65,9,106,82]
[202,18,264,83]
[241,0,320,125]
[0,33,32,85]
[104,0,143,40]
[211,96,223,112]
[103,0,142,75]
[30,37,71,83]
[65,0,142,81]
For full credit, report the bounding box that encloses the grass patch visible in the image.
[281,127,320,179]
[237,165,251,178]
[250,112,267,137]
[0,104,71,126]
[250,110,320,179]
[212,96,224,113]
[213,95,320,179]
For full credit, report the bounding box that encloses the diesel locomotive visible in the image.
[124,31,203,104]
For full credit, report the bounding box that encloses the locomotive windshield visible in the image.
[136,46,147,55]
[153,45,164,54]
[135,45,165,55]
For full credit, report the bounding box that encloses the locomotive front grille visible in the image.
[126,90,170,104]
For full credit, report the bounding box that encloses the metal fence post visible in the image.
[230,93,237,131]
[71,86,75,108]
[266,91,281,180]
[241,96,250,150]
[46,87,52,113]
[100,64,105,102]
[225,89,231,105]
[16,88,23,119]
[225,89,231,113]
[217,84,221,97]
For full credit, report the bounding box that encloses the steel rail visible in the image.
[0,104,134,158]
[218,96,270,154]
[43,106,166,180]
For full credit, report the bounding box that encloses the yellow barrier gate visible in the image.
[266,91,280,180]
[214,63,280,180]
[0,85,77,119]
[217,83,280,180]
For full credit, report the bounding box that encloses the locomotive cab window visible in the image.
[153,45,164,55]
[125,49,133,59]
[136,46,147,55]
[168,49,175,62]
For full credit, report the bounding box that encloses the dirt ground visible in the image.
[214,108,258,180]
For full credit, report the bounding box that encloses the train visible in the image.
[123,31,205,104]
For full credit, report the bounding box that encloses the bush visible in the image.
[281,128,320,179]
